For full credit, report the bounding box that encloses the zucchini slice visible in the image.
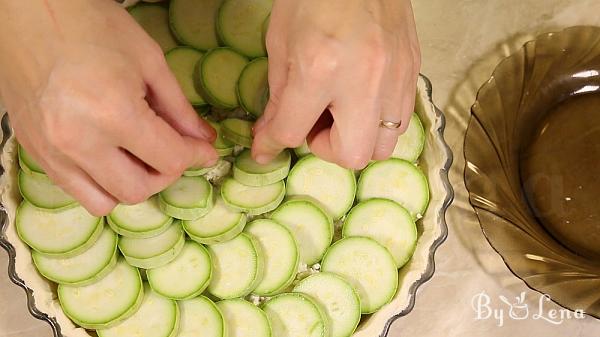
[286,155,356,220]
[129,4,178,53]
[207,233,264,299]
[194,47,249,109]
[169,0,222,51]
[391,113,425,163]
[96,284,179,337]
[184,158,226,177]
[16,201,103,257]
[18,144,45,174]
[18,169,77,211]
[343,198,417,268]
[58,258,144,330]
[217,0,272,58]
[294,272,361,337]
[208,121,235,156]
[147,241,212,300]
[245,219,299,296]
[221,178,285,216]
[357,158,429,218]
[183,196,247,245]
[159,176,214,220]
[262,292,329,337]
[108,196,173,239]
[233,149,290,186]
[217,299,271,337]
[221,118,254,148]
[119,221,186,269]
[321,237,398,314]
[165,47,206,106]
[32,227,118,286]
[237,57,269,117]
[178,296,225,337]
[270,198,333,266]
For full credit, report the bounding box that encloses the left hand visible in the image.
[252,0,420,169]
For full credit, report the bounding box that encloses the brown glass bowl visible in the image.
[464,26,600,317]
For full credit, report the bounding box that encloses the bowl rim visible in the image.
[0,74,453,337]
[464,25,600,319]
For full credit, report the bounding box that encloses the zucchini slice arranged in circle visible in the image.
[207,233,264,299]
[16,201,103,257]
[321,237,398,314]
[58,258,144,330]
[96,284,179,337]
[262,292,329,337]
[217,299,271,337]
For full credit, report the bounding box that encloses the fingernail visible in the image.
[254,154,272,164]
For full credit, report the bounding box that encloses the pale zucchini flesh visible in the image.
[169,0,222,51]
[178,296,225,337]
[221,118,254,148]
[118,221,186,269]
[108,196,173,238]
[183,196,247,245]
[237,57,269,117]
[343,198,417,268]
[207,120,235,156]
[129,4,178,52]
[321,237,398,314]
[207,233,263,299]
[286,155,356,220]
[97,284,179,337]
[221,178,285,215]
[392,113,425,162]
[159,175,214,220]
[58,258,144,330]
[262,292,329,337]
[18,169,77,211]
[245,219,299,296]
[217,0,272,58]
[270,199,333,266]
[32,227,118,286]
[233,149,290,186]
[294,272,361,337]
[357,158,429,218]
[16,201,103,257]
[194,47,249,109]
[217,299,271,337]
[165,47,206,106]
[147,241,212,300]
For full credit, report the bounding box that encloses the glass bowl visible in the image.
[0,75,453,336]
[464,26,600,317]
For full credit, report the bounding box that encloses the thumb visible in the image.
[143,56,216,142]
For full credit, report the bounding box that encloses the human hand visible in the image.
[252,0,420,169]
[0,0,217,215]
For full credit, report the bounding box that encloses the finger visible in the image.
[74,147,177,205]
[45,162,118,216]
[254,5,289,135]
[308,69,381,169]
[142,52,216,142]
[309,101,379,169]
[372,65,419,160]
[251,79,330,164]
[116,105,218,175]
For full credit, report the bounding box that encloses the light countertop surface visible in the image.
[2,1,600,336]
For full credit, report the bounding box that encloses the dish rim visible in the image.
[0,74,453,337]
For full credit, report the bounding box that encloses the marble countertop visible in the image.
[2,0,600,336]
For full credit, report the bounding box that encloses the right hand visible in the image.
[0,0,218,216]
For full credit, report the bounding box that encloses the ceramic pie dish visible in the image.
[0,75,452,337]
[464,26,600,317]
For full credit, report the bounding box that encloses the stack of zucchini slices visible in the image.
[14,0,430,337]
